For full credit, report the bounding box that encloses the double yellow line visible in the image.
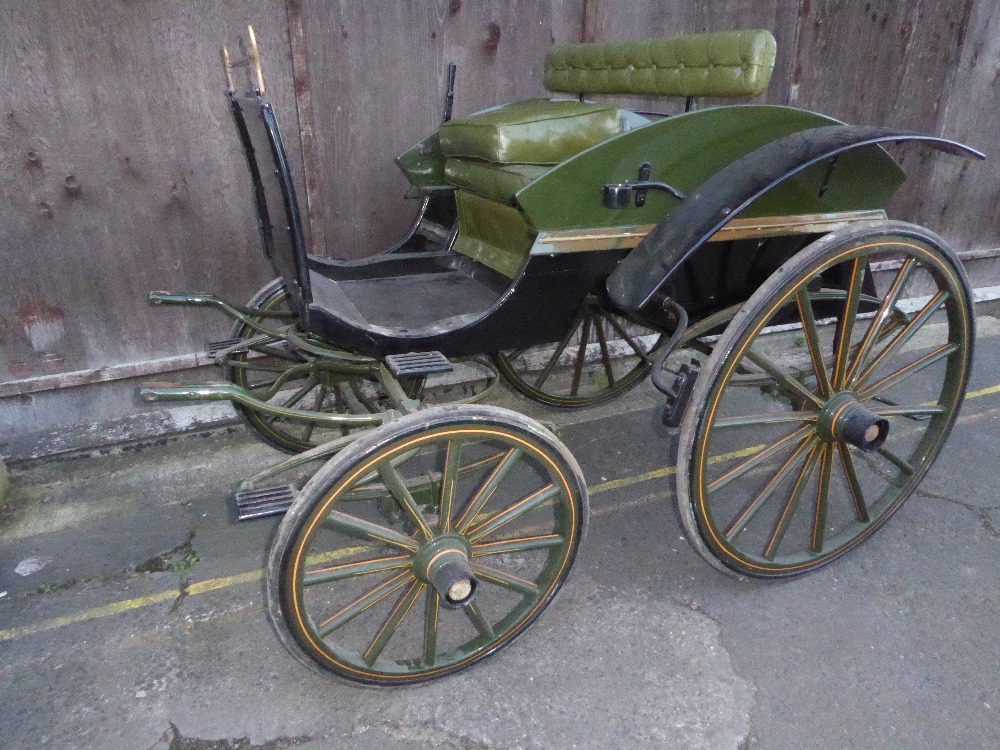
[3,382,999,644]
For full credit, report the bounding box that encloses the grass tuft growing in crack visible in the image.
[135,529,199,575]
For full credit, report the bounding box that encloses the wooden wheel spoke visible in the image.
[837,443,870,523]
[455,447,522,533]
[326,510,419,551]
[857,344,958,400]
[593,312,617,388]
[317,571,414,638]
[464,601,496,641]
[875,404,946,418]
[603,312,655,365]
[764,443,822,559]
[832,257,867,389]
[467,484,560,543]
[535,310,585,389]
[713,412,818,429]
[845,258,916,385]
[377,460,434,540]
[280,376,319,409]
[725,436,816,540]
[304,553,412,586]
[570,316,592,397]
[458,451,506,475]
[708,424,815,494]
[362,580,425,665]
[852,291,949,389]
[876,446,916,475]
[795,289,833,397]
[423,588,440,665]
[472,533,565,557]
[471,561,540,596]
[439,438,463,533]
[311,383,329,411]
[300,383,328,443]
[810,445,834,553]
[744,348,824,409]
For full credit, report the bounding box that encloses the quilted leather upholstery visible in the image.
[453,190,534,278]
[545,29,776,98]
[439,99,622,165]
[444,159,549,204]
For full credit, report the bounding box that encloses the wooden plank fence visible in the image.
[0,0,995,458]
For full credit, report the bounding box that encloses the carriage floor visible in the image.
[310,269,502,329]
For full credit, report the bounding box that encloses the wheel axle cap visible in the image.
[819,392,889,452]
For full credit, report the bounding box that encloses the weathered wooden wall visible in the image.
[1,0,997,458]
[0,0,300,450]
[293,0,583,256]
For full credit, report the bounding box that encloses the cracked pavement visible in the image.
[1,317,998,749]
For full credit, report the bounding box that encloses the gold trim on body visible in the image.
[530,210,888,255]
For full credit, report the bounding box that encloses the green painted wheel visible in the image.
[222,279,419,454]
[267,405,588,685]
[494,295,665,407]
[676,222,974,578]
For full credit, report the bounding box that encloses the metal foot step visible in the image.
[235,484,297,520]
[207,337,244,357]
[385,351,454,378]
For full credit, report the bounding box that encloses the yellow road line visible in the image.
[966,383,1000,400]
[4,383,999,644]
[588,443,767,495]
[0,590,178,642]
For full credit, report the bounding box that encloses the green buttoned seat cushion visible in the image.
[439,99,623,165]
[545,29,777,98]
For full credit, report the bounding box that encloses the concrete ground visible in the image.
[2,319,999,749]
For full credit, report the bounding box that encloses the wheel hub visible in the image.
[818,391,889,452]
[413,534,478,608]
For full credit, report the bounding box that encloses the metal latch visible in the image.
[603,162,686,209]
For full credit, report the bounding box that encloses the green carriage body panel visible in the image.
[514,105,905,232]
[398,103,906,236]
[397,132,448,195]
[397,104,907,283]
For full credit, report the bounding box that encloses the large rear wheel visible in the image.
[494,294,665,407]
[676,222,974,578]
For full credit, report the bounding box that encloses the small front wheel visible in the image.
[222,278,420,453]
[267,405,588,685]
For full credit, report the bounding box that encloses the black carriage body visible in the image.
[229,93,646,358]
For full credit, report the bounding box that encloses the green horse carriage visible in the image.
[142,27,982,684]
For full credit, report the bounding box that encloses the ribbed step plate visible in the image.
[207,337,244,357]
[384,351,453,377]
[235,484,297,520]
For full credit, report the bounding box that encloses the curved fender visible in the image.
[607,126,985,312]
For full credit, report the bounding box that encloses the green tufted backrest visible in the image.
[545,29,776,98]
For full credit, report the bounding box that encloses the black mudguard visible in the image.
[607,125,984,313]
